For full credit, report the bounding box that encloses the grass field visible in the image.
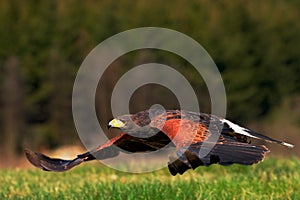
[1,158,299,200]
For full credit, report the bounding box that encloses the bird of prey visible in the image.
[25,109,294,176]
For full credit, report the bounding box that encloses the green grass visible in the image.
[1,158,299,200]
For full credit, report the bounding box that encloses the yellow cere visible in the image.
[109,119,125,128]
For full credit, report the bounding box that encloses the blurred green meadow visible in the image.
[1,158,299,200]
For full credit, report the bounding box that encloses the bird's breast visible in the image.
[161,119,202,149]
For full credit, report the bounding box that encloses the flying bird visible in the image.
[25,109,294,175]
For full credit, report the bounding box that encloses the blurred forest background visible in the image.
[1,0,300,166]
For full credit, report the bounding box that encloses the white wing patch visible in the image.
[281,142,294,148]
[220,119,294,148]
[220,119,260,139]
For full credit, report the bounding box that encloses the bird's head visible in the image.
[108,118,126,129]
[107,110,165,138]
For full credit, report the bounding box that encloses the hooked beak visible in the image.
[108,119,125,129]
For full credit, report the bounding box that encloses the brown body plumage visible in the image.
[25,109,294,175]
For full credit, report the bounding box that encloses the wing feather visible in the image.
[25,131,172,172]
[168,139,269,175]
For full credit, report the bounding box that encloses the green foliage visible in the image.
[1,158,299,199]
[0,0,299,150]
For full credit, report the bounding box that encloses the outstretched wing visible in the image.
[156,111,271,175]
[24,134,123,172]
[25,131,172,172]
[24,148,94,172]
[168,136,269,175]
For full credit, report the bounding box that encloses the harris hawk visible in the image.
[25,109,294,175]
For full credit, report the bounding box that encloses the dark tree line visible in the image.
[0,0,300,157]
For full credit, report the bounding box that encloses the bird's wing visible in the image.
[25,131,172,172]
[24,148,92,172]
[156,114,270,175]
[168,138,270,175]
[24,134,122,172]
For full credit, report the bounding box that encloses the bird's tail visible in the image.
[221,119,294,148]
[24,148,94,172]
